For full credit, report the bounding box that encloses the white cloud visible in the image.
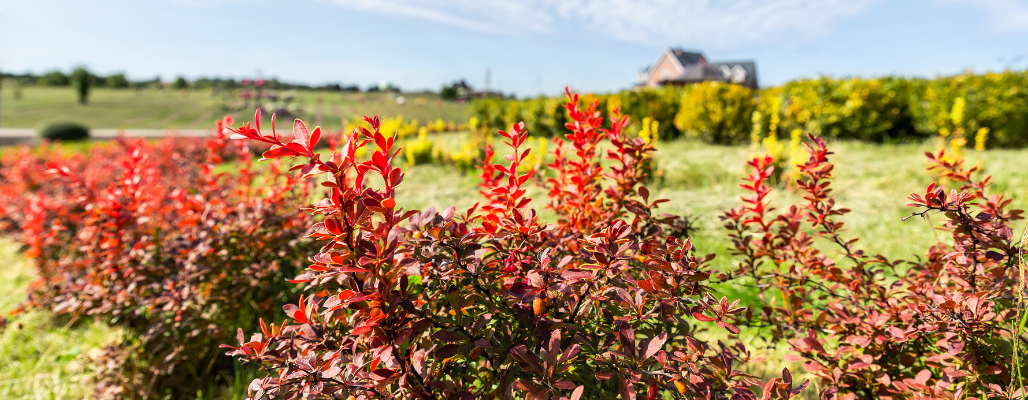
[571,0,884,47]
[320,0,1028,49]
[320,0,882,48]
[320,0,559,34]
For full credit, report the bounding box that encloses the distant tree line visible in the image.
[0,68,366,92]
[1,68,515,101]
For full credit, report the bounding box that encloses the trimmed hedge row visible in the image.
[471,70,1028,147]
[40,122,90,142]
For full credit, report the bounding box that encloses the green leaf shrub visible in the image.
[914,72,1028,147]
[39,122,89,142]
[470,70,1028,147]
[673,81,756,144]
[772,77,921,142]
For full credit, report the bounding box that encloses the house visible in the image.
[637,48,758,89]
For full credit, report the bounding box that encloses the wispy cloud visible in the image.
[320,0,882,48]
[320,0,1028,49]
[566,0,882,47]
[321,0,559,34]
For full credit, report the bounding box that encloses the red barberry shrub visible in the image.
[5,117,319,399]
[723,134,1027,399]
[222,90,805,400]
[0,142,150,234]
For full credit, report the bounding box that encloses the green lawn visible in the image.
[0,240,116,399]
[396,136,1028,264]
[2,135,1027,398]
[0,86,468,130]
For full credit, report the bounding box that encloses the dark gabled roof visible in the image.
[641,48,705,74]
[666,61,758,89]
[705,61,759,89]
[676,62,706,82]
[669,48,704,68]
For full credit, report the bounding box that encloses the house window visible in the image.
[661,70,671,80]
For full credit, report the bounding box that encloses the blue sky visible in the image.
[1,0,1026,96]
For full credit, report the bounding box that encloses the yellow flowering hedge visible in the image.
[470,70,1028,147]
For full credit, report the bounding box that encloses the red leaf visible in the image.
[717,321,740,334]
[285,142,307,155]
[270,112,278,139]
[569,386,584,400]
[761,378,780,400]
[372,151,388,170]
[553,381,576,390]
[309,126,322,150]
[292,119,310,149]
[324,218,343,235]
[643,332,667,360]
[369,369,395,380]
[874,371,891,385]
[262,146,293,160]
[914,369,931,385]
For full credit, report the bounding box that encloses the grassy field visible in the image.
[395,135,1028,263]
[0,240,116,399]
[2,135,1026,398]
[0,86,468,130]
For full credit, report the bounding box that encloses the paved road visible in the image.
[0,128,35,145]
[0,128,212,145]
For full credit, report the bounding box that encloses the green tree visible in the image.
[173,76,189,89]
[105,73,130,88]
[37,70,69,86]
[440,85,458,100]
[193,77,214,89]
[71,67,92,104]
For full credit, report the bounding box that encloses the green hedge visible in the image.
[470,70,1028,147]
[913,73,1028,148]
[674,82,755,144]
[770,77,921,143]
[40,122,90,142]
